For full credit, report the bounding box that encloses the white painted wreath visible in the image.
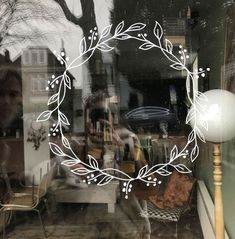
[37,21,209,199]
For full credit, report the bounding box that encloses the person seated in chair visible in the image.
[84,91,148,175]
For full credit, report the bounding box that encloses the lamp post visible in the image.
[190,89,235,239]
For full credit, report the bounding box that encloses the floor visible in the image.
[3,201,204,239]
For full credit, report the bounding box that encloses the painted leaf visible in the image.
[79,37,87,54]
[188,130,195,143]
[115,34,130,40]
[97,43,114,52]
[190,145,199,162]
[48,93,59,105]
[157,168,172,176]
[62,136,71,149]
[170,145,178,160]
[101,24,112,38]
[186,74,190,93]
[37,110,51,122]
[97,175,113,186]
[71,167,90,176]
[170,63,184,71]
[195,91,207,102]
[146,164,162,175]
[127,22,145,31]
[61,159,78,167]
[88,155,99,169]
[115,21,124,35]
[139,42,155,50]
[59,111,70,125]
[195,94,208,107]
[174,164,192,174]
[137,165,148,178]
[154,21,163,39]
[49,143,64,156]
[65,75,71,89]
[165,39,173,53]
[186,108,195,124]
[196,128,206,143]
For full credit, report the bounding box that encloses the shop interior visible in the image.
[1,0,235,238]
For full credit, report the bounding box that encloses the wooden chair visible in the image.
[0,164,56,239]
[140,175,196,238]
[0,165,13,233]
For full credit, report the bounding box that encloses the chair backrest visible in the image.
[38,174,48,200]
[37,162,56,200]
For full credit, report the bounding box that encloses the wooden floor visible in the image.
[3,203,203,239]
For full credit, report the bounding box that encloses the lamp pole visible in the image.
[213,143,224,239]
[189,89,235,239]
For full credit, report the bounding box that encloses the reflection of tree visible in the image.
[53,0,107,93]
[0,0,58,49]
[1,0,108,93]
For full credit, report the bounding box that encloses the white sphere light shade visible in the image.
[190,89,235,143]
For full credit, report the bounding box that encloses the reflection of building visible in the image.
[13,45,75,183]
[14,45,75,131]
[0,50,12,65]
[22,47,50,104]
[163,17,187,46]
[15,46,75,111]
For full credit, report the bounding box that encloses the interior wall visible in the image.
[221,141,235,238]
[22,68,50,185]
[195,3,235,238]
[23,113,50,185]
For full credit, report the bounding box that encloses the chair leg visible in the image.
[1,210,13,239]
[35,209,47,238]
[174,222,178,239]
[2,211,5,239]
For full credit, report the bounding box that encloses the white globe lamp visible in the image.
[191,89,235,142]
[190,89,235,239]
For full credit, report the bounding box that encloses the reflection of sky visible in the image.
[6,0,112,89]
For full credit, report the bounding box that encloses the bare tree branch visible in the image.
[53,0,83,26]
[0,0,62,49]
[52,0,107,93]
[0,0,17,45]
[1,30,57,48]
[0,0,108,92]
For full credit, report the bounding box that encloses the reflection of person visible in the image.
[0,68,22,131]
[0,67,22,183]
[0,67,22,233]
[85,92,151,238]
[85,91,147,173]
[0,67,23,228]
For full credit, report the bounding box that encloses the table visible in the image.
[52,180,119,213]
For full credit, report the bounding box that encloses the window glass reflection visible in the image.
[2,0,234,238]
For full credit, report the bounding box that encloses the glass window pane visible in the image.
[1,1,235,238]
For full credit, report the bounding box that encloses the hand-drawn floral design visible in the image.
[37,21,209,199]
